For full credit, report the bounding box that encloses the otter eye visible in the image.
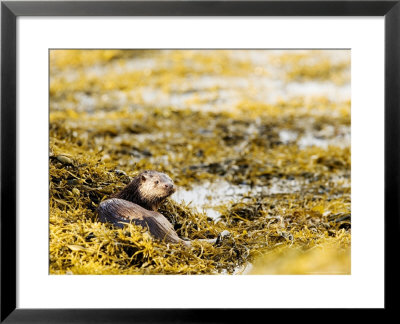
[155,180,159,184]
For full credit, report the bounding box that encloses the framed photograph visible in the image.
[1,0,398,321]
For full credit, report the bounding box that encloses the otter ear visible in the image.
[141,174,147,182]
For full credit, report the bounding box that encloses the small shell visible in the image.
[57,155,73,165]
[72,188,80,196]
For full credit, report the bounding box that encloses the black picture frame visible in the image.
[1,0,398,322]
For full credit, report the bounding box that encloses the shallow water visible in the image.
[173,178,304,220]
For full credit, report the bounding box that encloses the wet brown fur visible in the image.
[98,171,191,246]
[110,170,174,211]
[98,198,187,245]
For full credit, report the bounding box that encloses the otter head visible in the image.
[137,170,176,210]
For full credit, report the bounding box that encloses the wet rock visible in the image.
[67,179,80,185]
[131,147,152,158]
[114,169,127,176]
[338,222,351,230]
[196,149,204,157]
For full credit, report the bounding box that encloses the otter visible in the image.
[97,170,225,246]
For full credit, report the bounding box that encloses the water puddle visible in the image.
[173,173,349,221]
[279,125,350,149]
[173,178,303,221]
